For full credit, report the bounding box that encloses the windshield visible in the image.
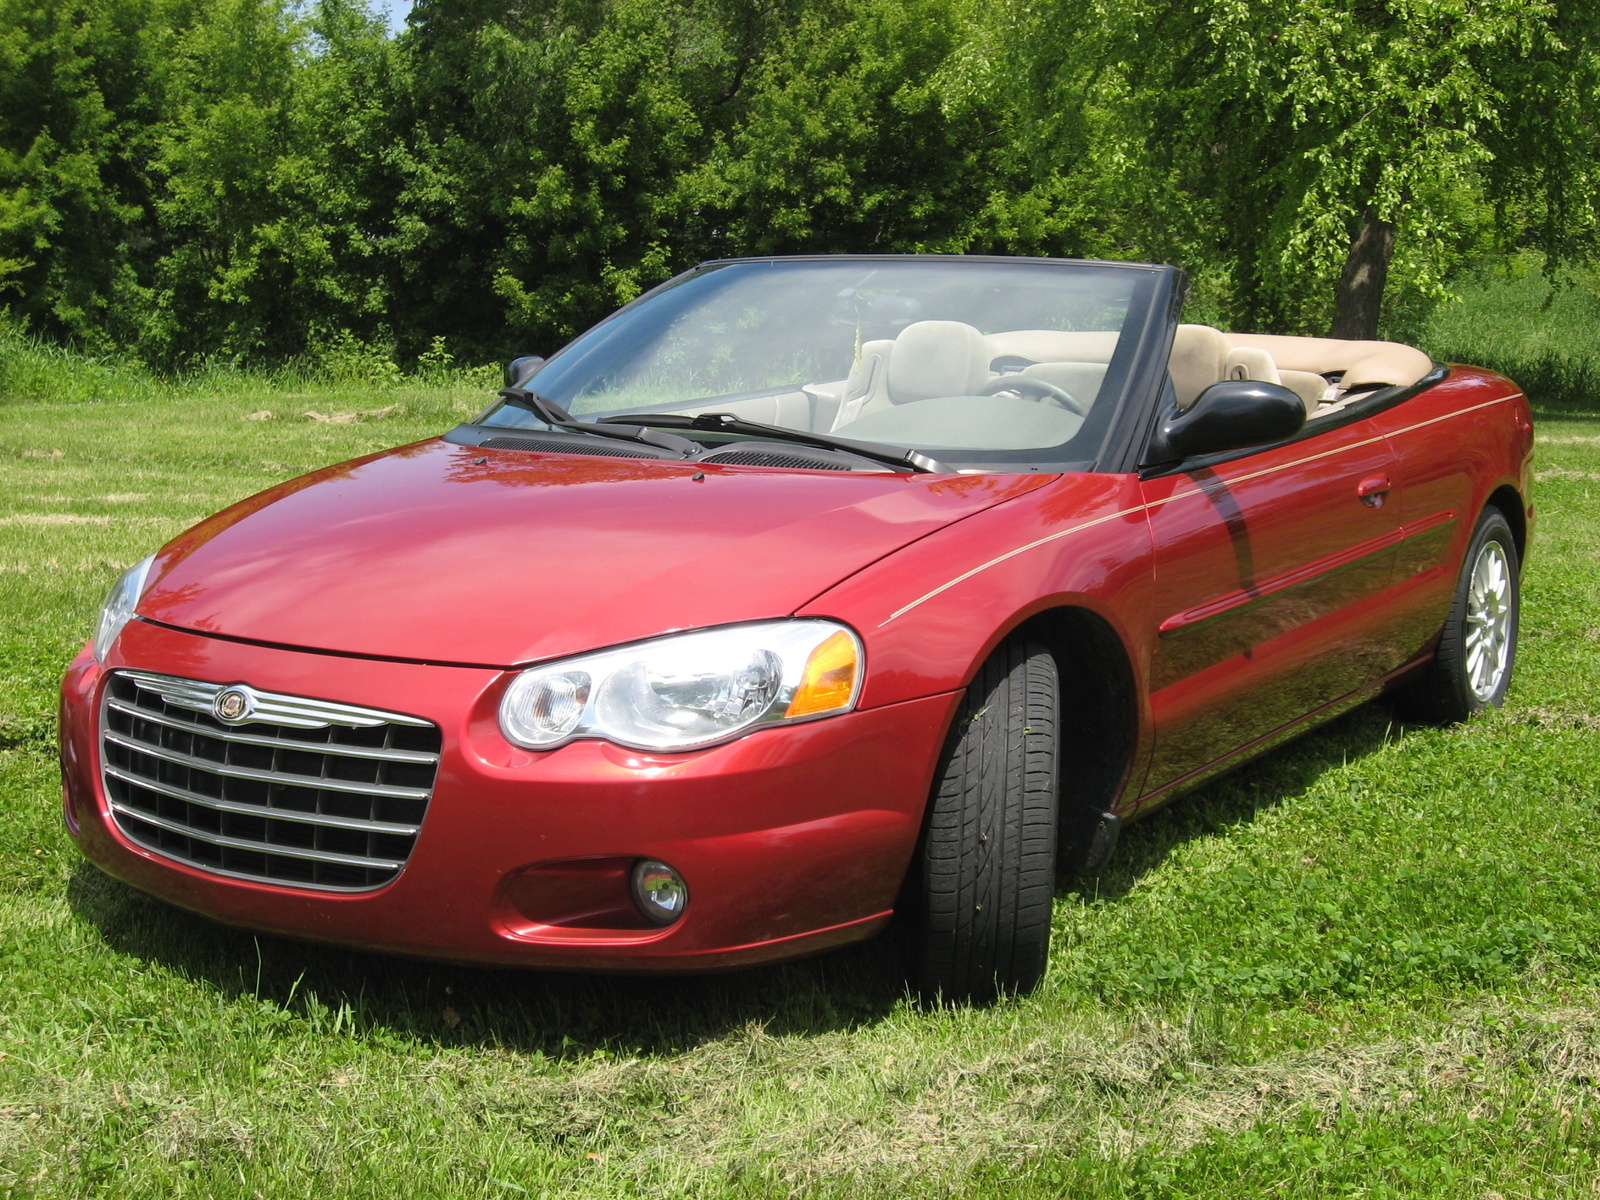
[479,257,1161,470]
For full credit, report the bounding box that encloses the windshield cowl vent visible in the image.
[480,436,669,460]
[699,446,859,471]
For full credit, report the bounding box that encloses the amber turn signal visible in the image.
[785,629,859,717]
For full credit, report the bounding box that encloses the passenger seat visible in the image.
[1169,326,1324,416]
[1224,346,1321,416]
[833,321,990,429]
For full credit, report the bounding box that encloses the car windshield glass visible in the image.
[479,258,1158,469]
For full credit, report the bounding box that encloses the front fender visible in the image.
[797,472,1156,710]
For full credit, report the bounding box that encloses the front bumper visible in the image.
[61,619,958,971]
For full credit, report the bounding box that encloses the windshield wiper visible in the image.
[596,412,953,474]
[494,388,697,455]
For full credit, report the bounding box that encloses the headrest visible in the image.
[887,321,990,404]
[1169,324,1231,409]
[1225,346,1281,385]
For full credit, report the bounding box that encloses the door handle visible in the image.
[1357,473,1391,508]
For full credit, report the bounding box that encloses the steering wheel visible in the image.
[978,375,1090,417]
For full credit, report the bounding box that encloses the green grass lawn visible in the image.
[2,377,1599,1198]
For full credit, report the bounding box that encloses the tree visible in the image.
[147,0,398,364]
[0,0,174,348]
[690,0,1001,258]
[1125,0,1600,337]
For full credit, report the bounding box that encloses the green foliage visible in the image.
[0,320,168,404]
[1098,0,1600,335]
[0,0,170,348]
[0,313,495,403]
[1,0,1598,364]
[145,0,399,364]
[696,0,1001,256]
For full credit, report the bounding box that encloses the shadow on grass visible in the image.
[1063,698,1404,906]
[66,856,915,1057]
[66,699,1407,1056]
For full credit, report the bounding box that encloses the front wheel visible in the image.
[914,639,1059,1003]
[1394,507,1520,724]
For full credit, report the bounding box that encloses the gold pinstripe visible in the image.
[877,392,1520,627]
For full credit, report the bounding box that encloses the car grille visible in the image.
[99,670,441,892]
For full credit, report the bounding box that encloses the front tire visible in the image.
[1395,507,1520,724]
[914,639,1058,1003]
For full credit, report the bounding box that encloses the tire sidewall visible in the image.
[913,639,1059,1002]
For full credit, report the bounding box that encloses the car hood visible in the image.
[138,439,1048,666]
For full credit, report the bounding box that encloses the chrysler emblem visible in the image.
[213,688,252,724]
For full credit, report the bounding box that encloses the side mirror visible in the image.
[1144,379,1306,465]
[504,355,545,388]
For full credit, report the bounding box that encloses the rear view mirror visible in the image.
[504,356,545,388]
[1144,379,1306,465]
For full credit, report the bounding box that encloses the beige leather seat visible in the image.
[1228,334,1432,392]
[830,339,893,430]
[1168,325,1432,421]
[1225,345,1321,416]
[830,321,992,429]
[1224,345,1280,385]
[1168,324,1231,409]
[886,321,991,403]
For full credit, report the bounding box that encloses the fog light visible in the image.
[630,859,688,925]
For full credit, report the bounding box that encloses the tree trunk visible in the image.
[1329,208,1396,341]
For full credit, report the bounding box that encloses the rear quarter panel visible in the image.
[1368,367,1534,661]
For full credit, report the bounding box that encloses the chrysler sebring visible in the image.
[59,256,1533,1001]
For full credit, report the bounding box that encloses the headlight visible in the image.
[93,554,156,662]
[499,620,863,752]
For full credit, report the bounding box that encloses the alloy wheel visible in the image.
[1464,539,1513,701]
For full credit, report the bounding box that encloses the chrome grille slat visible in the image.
[104,764,421,836]
[109,804,407,871]
[105,699,440,764]
[119,668,433,728]
[100,670,441,892]
[103,730,431,799]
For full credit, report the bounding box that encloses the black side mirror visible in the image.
[1144,379,1306,465]
[504,355,545,388]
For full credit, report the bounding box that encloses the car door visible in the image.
[1137,416,1406,796]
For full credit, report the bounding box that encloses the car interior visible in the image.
[658,321,1438,450]
[1164,324,1436,419]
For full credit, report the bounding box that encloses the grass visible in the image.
[1410,256,1600,413]
[2,339,1600,1196]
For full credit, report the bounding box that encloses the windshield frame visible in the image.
[462,255,1186,474]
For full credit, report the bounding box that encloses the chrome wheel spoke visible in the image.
[1466,642,1485,682]
[1462,539,1513,702]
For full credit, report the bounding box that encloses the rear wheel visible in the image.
[914,639,1058,1003]
[1394,508,1520,724]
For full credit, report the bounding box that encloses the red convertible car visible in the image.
[59,256,1533,1001]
